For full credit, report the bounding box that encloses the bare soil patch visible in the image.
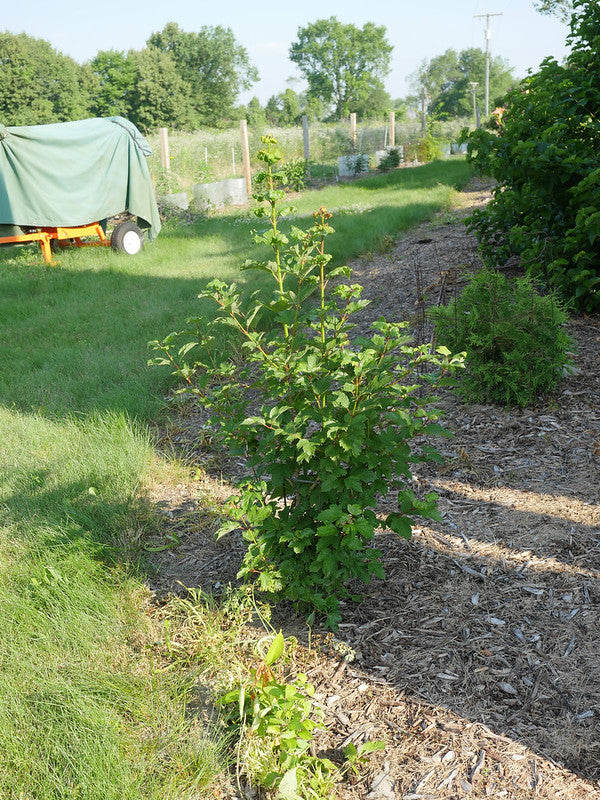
[147,177,600,799]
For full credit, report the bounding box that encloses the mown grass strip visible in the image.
[0,408,227,798]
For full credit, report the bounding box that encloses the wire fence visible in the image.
[146,118,471,194]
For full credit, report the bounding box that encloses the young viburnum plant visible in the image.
[150,136,464,629]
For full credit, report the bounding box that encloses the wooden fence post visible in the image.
[302,115,310,160]
[159,127,170,170]
[240,119,252,196]
[350,113,357,149]
[389,111,395,148]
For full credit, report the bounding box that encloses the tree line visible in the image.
[0,24,256,131]
[0,5,566,133]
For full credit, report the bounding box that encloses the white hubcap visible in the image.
[122,230,142,254]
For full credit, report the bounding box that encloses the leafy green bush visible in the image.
[429,268,574,407]
[151,136,463,629]
[404,135,443,164]
[378,147,402,172]
[343,153,369,175]
[466,0,600,312]
[417,133,442,163]
[278,157,309,192]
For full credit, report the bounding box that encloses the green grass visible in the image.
[0,409,228,799]
[288,159,470,264]
[0,158,471,798]
[1,159,470,419]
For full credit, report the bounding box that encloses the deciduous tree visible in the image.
[265,88,302,126]
[245,96,267,129]
[414,48,516,119]
[289,17,392,119]
[0,32,90,125]
[127,47,194,132]
[534,0,572,21]
[147,23,258,127]
[89,50,137,119]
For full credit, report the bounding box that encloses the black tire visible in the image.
[110,222,144,255]
[50,238,73,253]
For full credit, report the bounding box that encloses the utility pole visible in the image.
[474,12,502,118]
[469,81,479,127]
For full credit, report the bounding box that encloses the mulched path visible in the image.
[147,177,600,799]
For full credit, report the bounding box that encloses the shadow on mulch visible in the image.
[142,179,600,799]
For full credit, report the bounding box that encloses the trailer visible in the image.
[0,116,161,262]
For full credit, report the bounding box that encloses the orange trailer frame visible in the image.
[0,222,109,263]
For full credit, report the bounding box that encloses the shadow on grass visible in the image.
[0,463,157,567]
[0,197,449,420]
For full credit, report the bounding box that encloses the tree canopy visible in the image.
[261,88,323,127]
[89,49,138,119]
[413,48,516,119]
[128,47,195,132]
[265,88,302,127]
[3,17,400,130]
[289,17,392,119]
[533,0,573,21]
[147,23,258,127]
[0,32,90,125]
[0,24,256,132]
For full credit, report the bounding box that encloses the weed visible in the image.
[220,630,384,799]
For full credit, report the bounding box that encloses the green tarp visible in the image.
[0,116,161,241]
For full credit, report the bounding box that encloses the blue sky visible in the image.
[3,0,570,103]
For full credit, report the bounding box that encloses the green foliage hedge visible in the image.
[466,0,600,312]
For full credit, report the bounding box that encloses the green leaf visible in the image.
[386,512,413,539]
[219,688,240,706]
[265,631,285,666]
[358,740,387,755]
[278,767,300,799]
[343,742,358,759]
[215,520,239,540]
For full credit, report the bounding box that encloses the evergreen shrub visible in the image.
[430,268,574,407]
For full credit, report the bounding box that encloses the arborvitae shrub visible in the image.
[430,268,574,407]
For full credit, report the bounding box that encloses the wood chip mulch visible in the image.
[146,176,600,799]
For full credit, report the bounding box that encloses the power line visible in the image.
[474,12,503,117]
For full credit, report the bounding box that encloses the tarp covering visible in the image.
[0,117,161,241]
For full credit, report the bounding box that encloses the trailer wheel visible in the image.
[111,222,144,255]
